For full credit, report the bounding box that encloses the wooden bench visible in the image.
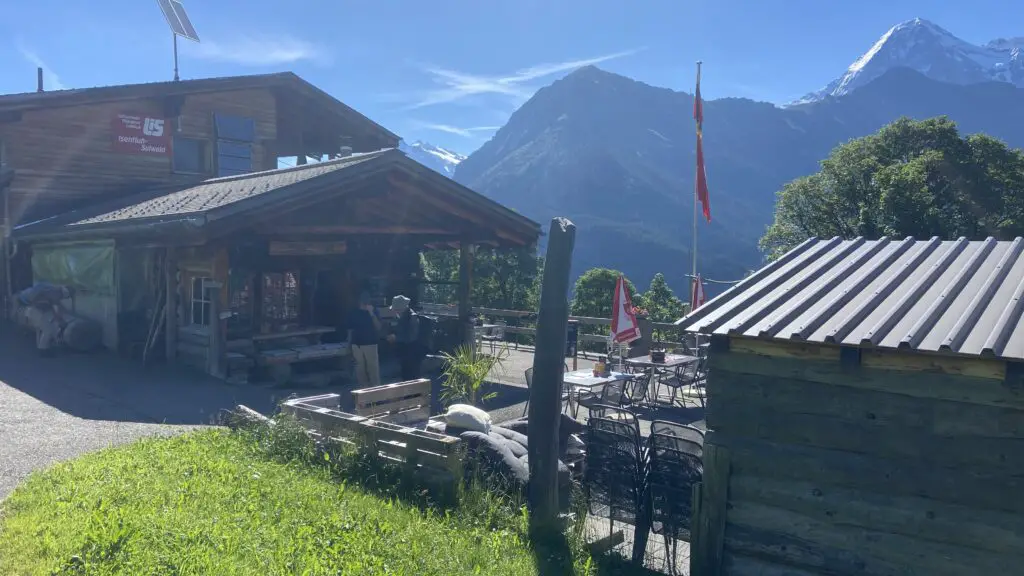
[281,393,462,487]
[351,379,431,426]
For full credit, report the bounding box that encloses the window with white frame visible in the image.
[190,276,213,326]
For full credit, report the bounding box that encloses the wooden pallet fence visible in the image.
[281,394,463,485]
[352,378,431,425]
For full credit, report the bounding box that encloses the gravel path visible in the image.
[0,329,316,500]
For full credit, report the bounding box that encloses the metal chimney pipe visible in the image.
[36,68,43,92]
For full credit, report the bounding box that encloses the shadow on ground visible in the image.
[0,328,325,425]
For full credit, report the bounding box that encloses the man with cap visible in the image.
[385,294,425,380]
[346,292,382,388]
[16,282,73,355]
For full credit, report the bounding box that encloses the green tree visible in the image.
[420,246,542,311]
[761,117,1024,260]
[570,268,637,318]
[638,273,685,323]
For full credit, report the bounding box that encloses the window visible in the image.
[190,276,213,326]
[261,271,301,333]
[173,137,208,174]
[214,114,255,177]
[216,141,252,177]
[215,114,256,142]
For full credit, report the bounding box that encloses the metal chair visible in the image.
[645,421,704,575]
[523,366,570,417]
[656,360,700,408]
[584,408,645,539]
[481,320,506,354]
[575,377,627,418]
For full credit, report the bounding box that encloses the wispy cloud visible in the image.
[15,41,66,90]
[403,48,645,110]
[414,122,500,138]
[189,34,324,66]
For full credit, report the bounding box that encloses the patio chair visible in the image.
[656,360,700,408]
[574,377,624,419]
[621,371,652,409]
[645,421,704,574]
[481,320,506,354]
[586,403,641,432]
[584,410,645,539]
[522,365,570,417]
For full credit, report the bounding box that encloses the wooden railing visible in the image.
[419,304,688,351]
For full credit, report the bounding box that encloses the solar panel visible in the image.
[156,0,186,36]
[156,0,200,42]
[170,0,200,42]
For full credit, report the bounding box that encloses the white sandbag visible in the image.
[445,404,491,434]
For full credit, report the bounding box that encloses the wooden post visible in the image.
[528,217,576,532]
[458,237,474,347]
[206,280,226,379]
[691,441,731,576]
[164,248,177,362]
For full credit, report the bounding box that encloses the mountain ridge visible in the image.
[456,64,1024,295]
[399,140,465,178]
[798,18,1024,103]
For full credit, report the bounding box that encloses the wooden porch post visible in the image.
[206,280,226,379]
[458,237,474,346]
[164,248,178,362]
[528,218,576,532]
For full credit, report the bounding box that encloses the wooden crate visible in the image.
[351,379,431,426]
[281,393,462,485]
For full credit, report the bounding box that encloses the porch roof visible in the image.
[12,149,540,247]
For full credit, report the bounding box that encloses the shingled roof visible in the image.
[13,148,540,246]
[73,152,384,227]
[676,237,1024,362]
[0,72,399,147]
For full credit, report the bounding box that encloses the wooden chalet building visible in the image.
[678,236,1024,576]
[0,72,539,382]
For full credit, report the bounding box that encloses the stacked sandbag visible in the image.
[61,316,103,352]
[441,405,573,508]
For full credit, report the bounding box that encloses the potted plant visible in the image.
[439,343,509,407]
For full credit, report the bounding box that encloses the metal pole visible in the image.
[692,61,702,300]
[173,34,180,81]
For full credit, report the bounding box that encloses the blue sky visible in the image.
[1,0,1021,156]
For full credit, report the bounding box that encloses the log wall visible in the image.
[0,88,277,226]
[695,337,1024,576]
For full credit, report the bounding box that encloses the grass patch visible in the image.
[0,429,542,575]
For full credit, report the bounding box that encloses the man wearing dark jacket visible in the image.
[386,295,425,380]
[346,292,382,387]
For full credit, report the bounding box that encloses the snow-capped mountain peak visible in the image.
[798,18,1024,103]
[398,140,466,178]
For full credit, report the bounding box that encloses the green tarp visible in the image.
[31,242,115,296]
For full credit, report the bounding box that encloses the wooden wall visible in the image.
[694,337,1024,576]
[0,88,278,226]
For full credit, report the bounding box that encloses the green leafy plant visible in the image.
[439,344,509,406]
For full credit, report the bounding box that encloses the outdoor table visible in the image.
[624,354,698,405]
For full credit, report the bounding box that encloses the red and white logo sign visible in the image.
[112,113,170,156]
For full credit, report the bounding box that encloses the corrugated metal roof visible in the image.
[676,237,1024,361]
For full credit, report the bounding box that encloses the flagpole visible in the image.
[692,61,702,307]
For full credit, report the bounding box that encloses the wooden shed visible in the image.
[677,236,1024,576]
